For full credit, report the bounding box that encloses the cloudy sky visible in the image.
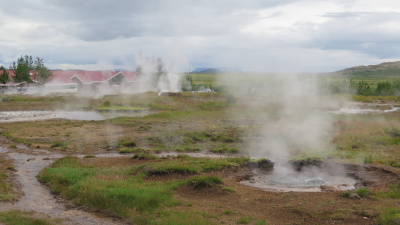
[1,0,400,72]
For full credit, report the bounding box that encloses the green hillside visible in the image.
[335,61,400,78]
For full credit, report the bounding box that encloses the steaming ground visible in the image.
[220,74,339,163]
[0,92,399,224]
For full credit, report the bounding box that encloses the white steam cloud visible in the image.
[222,73,339,163]
[135,54,183,93]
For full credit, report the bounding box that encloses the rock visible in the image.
[289,158,322,171]
[247,159,274,170]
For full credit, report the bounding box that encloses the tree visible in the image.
[33,57,52,85]
[10,55,34,84]
[0,66,9,84]
[9,55,52,86]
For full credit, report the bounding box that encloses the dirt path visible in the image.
[0,146,125,225]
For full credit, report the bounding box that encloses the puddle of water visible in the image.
[333,107,400,114]
[0,148,124,225]
[0,110,155,123]
[241,163,356,192]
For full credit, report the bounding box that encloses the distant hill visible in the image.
[334,61,400,77]
[191,68,220,73]
[191,67,241,74]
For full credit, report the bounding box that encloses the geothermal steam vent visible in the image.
[241,159,358,192]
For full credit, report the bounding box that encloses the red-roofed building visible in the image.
[1,70,137,93]
[47,70,137,92]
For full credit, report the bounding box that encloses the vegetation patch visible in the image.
[355,188,371,198]
[377,207,400,225]
[187,176,223,189]
[0,210,58,225]
[39,155,249,223]
[97,105,148,112]
[132,153,158,160]
[210,144,239,154]
[237,216,254,224]
[50,141,68,150]
[117,140,137,148]
[0,131,31,146]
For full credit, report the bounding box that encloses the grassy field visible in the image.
[0,90,400,224]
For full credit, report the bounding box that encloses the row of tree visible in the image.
[321,79,400,96]
[0,55,52,86]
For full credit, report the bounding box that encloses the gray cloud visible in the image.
[1,0,400,72]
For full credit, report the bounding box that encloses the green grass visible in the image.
[222,187,235,193]
[132,153,158,160]
[97,105,148,111]
[375,182,400,199]
[237,216,254,224]
[224,210,233,215]
[39,156,248,223]
[187,176,223,189]
[50,141,67,148]
[210,144,239,154]
[0,173,14,202]
[0,210,58,225]
[117,140,137,147]
[355,188,371,198]
[377,207,400,225]
[0,131,31,146]
[254,219,268,225]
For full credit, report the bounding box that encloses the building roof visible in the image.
[2,70,137,86]
[48,70,137,85]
